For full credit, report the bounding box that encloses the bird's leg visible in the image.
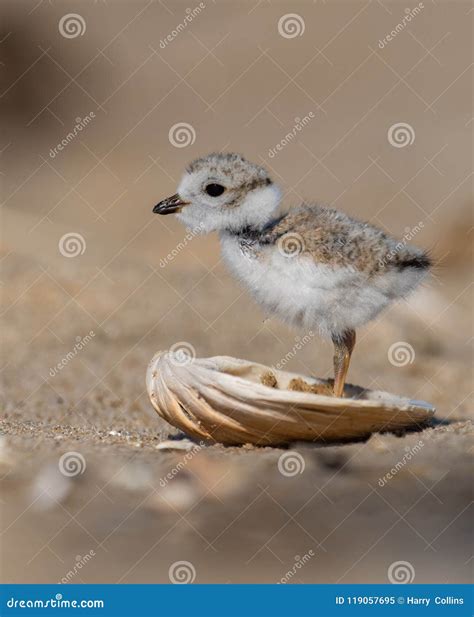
[331,330,356,398]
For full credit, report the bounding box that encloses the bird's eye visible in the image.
[205,183,225,197]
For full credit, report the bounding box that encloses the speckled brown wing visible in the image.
[266,205,430,276]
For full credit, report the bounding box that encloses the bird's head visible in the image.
[153,153,281,233]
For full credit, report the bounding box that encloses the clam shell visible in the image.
[146,351,435,446]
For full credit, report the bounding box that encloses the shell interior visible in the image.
[146,352,435,446]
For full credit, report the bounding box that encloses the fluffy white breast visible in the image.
[219,233,399,338]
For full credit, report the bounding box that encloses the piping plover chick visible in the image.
[153,153,430,397]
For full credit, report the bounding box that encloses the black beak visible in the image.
[153,193,189,215]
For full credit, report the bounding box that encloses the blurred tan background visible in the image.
[1,0,473,585]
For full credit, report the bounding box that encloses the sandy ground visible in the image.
[1,252,472,584]
[1,0,473,585]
